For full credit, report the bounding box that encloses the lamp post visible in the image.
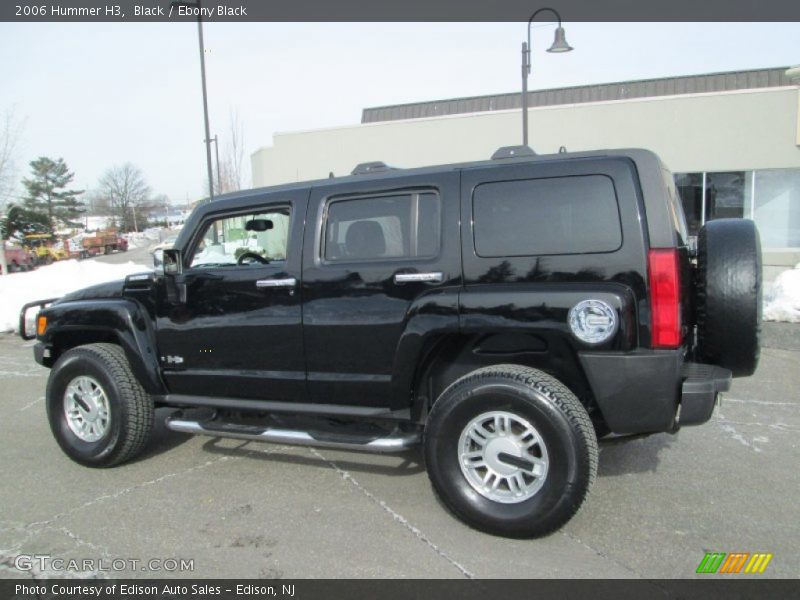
[171,0,215,200]
[521,8,573,147]
[207,134,222,194]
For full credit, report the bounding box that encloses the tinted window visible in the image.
[324,192,440,262]
[473,175,622,257]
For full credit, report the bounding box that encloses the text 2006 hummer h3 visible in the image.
[20,147,761,537]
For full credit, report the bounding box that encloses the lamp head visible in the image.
[547,26,573,53]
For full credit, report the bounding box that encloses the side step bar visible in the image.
[165,415,421,454]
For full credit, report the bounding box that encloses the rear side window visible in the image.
[324,191,440,262]
[473,175,622,257]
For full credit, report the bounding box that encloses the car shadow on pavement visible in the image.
[130,407,196,464]
[596,432,676,477]
[197,436,426,477]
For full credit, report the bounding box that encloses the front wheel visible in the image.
[424,365,598,538]
[46,343,154,467]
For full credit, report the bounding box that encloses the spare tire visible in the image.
[696,218,762,376]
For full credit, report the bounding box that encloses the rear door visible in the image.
[302,172,461,409]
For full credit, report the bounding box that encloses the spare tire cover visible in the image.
[696,218,762,376]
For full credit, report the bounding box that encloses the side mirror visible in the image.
[163,249,183,276]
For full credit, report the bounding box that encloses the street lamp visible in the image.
[171,0,215,200]
[521,8,573,147]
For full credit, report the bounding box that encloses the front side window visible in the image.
[323,191,440,262]
[189,207,291,268]
[473,175,622,257]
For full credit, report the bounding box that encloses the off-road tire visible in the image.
[424,364,598,538]
[46,343,154,467]
[696,218,762,376]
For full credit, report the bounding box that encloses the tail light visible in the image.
[648,248,681,348]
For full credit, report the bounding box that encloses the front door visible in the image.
[156,190,308,401]
[302,172,461,409]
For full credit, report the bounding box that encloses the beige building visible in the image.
[252,67,800,279]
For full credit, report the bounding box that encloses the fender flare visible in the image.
[39,299,166,395]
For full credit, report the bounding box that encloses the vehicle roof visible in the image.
[182,147,677,249]
[202,147,662,210]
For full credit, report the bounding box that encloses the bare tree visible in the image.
[0,106,25,206]
[217,108,245,194]
[98,163,151,232]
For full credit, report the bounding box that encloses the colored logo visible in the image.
[696,552,773,574]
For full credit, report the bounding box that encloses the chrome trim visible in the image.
[255,277,297,288]
[165,417,420,454]
[394,272,443,284]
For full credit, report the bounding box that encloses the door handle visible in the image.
[256,278,297,289]
[394,272,444,284]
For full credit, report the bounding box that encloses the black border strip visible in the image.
[3,0,800,22]
[2,579,800,600]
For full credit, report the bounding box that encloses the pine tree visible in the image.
[1,203,50,240]
[22,157,84,231]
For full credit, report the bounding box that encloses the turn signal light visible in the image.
[37,315,48,336]
[648,248,681,349]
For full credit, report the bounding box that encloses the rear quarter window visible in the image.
[472,175,622,257]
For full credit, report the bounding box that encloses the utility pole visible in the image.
[208,134,221,194]
[0,210,7,276]
[171,0,215,200]
[197,9,215,200]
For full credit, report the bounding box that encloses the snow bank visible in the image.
[763,262,800,323]
[0,260,150,333]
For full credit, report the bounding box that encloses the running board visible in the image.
[165,415,421,454]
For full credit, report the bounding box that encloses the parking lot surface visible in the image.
[1,325,798,579]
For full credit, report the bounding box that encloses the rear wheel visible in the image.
[696,218,762,376]
[424,365,598,538]
[46,343,154,467]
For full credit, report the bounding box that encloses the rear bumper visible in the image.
[579,351,731,434]
[678,363,731,426]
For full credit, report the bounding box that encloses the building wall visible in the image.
[251,86,800,275]
[253,87,799,185]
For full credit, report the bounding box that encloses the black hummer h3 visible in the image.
[20,147,761,537]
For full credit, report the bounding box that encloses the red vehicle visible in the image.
[1,242,34,273]
[81,229,128,258]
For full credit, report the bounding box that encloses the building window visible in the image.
[674,168,800,249]
[675,173,703,236]
[706,171,747,221]
[754,168,800,248]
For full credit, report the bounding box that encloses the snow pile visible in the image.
[763,262,800,323]
[0,260,150,333]
[125,232,151,248]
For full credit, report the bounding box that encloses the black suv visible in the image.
[20,147,761,537]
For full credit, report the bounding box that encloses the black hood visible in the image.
[57,279,125,303]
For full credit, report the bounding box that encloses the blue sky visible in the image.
[1,22,798,203]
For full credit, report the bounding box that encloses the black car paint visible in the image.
[31,149,698,434]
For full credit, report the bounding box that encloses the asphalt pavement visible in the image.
[0,274,797,578]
